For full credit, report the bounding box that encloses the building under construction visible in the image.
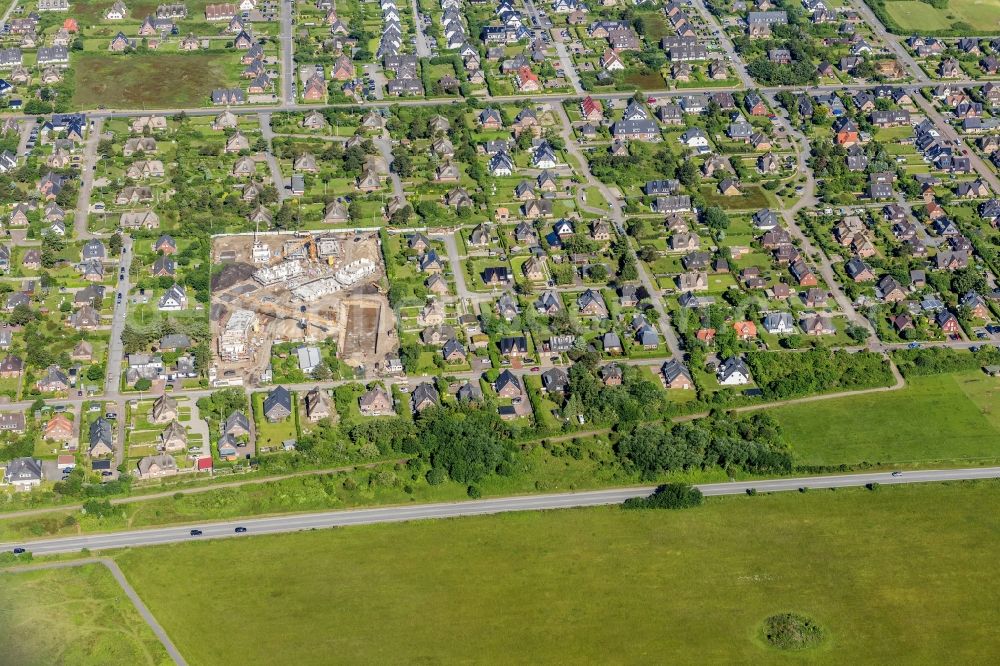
[210,231,397,385]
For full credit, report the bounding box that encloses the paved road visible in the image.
[106,235,134,469]
[105,235,133,400]
[258,111,288,202]
[553,40,583,95]
[9,77,990,122]
[553,103,684,359]
[410,0,430,58]
[14,118,31,158]
[912,94,1000,194]
[374,131,405,201]
[1,558,187,665]
[364,63,385,100]
[0,0,21,27]
[279,0,294,104]
[849,0,927,83]
[689,0,754,88]
[5,467,999,554]
[436,230,482,307]
[766,92,877,335]
[74,116,103,240]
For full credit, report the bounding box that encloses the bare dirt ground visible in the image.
[210,232,398,385]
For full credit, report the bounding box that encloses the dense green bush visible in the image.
[894,346,1000,377]
[622,483,704,510]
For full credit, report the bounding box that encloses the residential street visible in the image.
[848,0,927,83]
[689,0,754,88]
[258,112,288,202]
[74,116,103,240]
[374,131,405,201]
[279,0,294,104]
[410,0,431,58]
[766,92,877,336]
[554,103,684,359]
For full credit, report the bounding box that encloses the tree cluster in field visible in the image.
[615,412,792,480]
[560,359,673,428]
[894,346,1000,377]
[745,349,894,399]
[622,483,704,510]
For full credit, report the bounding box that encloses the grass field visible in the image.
[72,53,236,109]
[0,563,171,665]
[884,0,1000,33]
[772,371,1000,466]
[115,481,1000,663]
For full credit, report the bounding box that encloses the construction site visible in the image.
[209,231,398,386]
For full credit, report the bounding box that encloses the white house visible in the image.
[157,284,187,311]
[762,312,795,334]
[679,128,709,148]
[717,356,751,385]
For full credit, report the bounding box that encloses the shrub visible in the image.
[761,613,824,650]
[467,484,482,499]
[622,483,704,510]
[81,499,121,519]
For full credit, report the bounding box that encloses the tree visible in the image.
[134,378,152,391]
[702,206,731,231]
[9,303,34,326]
[951,268,986,296]
[588,264,609,282]
[677,160,700,188]
[399,342,422,373]
[108,233,123,256]
[414,406,514,483]
[845,325,870,343]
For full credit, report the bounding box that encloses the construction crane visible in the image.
[270,233,317,265]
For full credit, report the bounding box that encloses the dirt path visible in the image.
[674,356,906,422]
[1,558,187,665]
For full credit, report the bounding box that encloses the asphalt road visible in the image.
[6,468,999,555]
[74,116,103,240]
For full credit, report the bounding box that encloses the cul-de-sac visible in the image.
[0,0,999,661]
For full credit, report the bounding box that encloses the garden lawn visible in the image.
[772,370,1000,466]
[116,481,1000,664]
[72,53,237,109]
[0,563,171,666]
